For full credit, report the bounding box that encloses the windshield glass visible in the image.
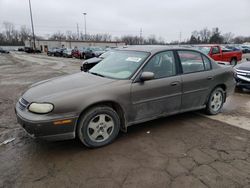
[92,47,103,51]
[89,51,149,79]
[195,46,211,55]
[99,51,115,59]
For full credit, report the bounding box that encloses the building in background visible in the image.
[24,39,126,52]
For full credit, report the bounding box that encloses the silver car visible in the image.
[15,46,235,148]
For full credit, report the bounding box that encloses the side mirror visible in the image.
[140,72,155,81]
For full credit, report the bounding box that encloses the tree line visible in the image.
[0,22,249,46]
[184,27,250,45]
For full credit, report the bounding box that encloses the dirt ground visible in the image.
[0,52,249,188]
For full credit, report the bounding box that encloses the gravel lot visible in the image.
[0,52,250,188]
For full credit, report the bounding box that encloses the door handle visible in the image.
[170,82,179,86]
[207,76,213,80]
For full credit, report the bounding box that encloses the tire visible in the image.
[206,87,225,115]
[77,106,120,148]
[230,58,237,66]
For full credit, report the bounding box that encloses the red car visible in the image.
[72,47,87,59]
[195,45,242,66]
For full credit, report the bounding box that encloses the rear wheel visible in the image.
[206,87,225,115]
[230,58,237,66]
[77,106,120,148]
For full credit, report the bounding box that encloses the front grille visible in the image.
[18,98,29,110]
[236,69,250,79]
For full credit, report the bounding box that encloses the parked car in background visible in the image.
[54,48,66,57]
[240,45,250,53]
[47,48,58,56]
[72,47,87,59]
[15,46,235,148]
[0,47,10,53]
[225,45,241,52]
[85,47,105,59]
[80,50,115,72]
[62,48,73,58]
[17,47,25,52]
[24,47,41,53]
[195,45,242,66]
[234,61,250,90]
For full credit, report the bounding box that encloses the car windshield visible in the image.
[99,51,115,59]
[195,46,211,55]
[92,47,103,51]
[89,51,149,79]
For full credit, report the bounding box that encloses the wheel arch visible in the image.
[205,84,227,105]
[76,101,127,133]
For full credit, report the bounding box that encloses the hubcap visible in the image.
[210,91,223,112]
[87,114,114,143]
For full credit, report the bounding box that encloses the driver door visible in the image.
[210,46,222,61]
[131,51,182,121]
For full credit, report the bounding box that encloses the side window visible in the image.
[143,51,176,79]
[202,55,212,70]
[178,51,205,74]
[212,47,220,54]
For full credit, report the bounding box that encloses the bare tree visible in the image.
[66,30,78,40]
[223,32,234,44]
[199,28,211,43]
[3,22,15,41]
[49,31,66,40]
[19,25,31,42]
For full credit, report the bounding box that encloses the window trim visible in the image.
[201,54,212,71]
[133,50,178,82]
[177,50,209,75]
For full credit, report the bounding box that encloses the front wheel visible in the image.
[230,58,237,66]
[77,106,120,148]
[206,87,225,115]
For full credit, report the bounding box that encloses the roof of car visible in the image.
[194,44,219,47]
[117,45,194,53]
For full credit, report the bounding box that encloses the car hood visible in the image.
[23,72,115,102]
[235,61,250,71]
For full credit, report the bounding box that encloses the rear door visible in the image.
[131,51,182,121]
[177,50,214,111]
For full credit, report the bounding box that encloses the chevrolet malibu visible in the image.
[15,46,235,148]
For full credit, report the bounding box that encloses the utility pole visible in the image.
[83,13,87,41]
[77,23,79,40]
[28,0,36,50]
[140,28,142,45]
[179,31,182,45]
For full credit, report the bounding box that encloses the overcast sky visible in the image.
[0,0,249,42]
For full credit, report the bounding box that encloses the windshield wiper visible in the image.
[89,72,105,77]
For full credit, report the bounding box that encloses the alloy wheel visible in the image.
[87,114,114,143]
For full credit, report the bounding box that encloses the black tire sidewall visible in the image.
[77,106,120,148]
[206,88,225,115]
[230,58,237,66]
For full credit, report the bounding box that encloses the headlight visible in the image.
[28,103,54,114]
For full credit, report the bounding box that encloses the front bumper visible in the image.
[15,102,78,141]
[235,79,250,89]
[235,69,250,89]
